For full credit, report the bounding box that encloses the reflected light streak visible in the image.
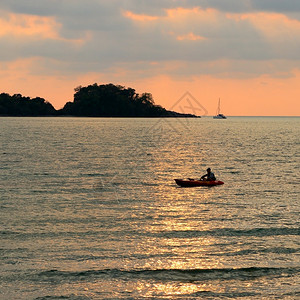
[136,281,202,298]
[142,187,225,270]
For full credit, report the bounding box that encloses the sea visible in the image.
[0,116,299,299]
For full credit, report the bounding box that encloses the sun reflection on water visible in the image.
[135,281,205,298]
[135,185,226,273]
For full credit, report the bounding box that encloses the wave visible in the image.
[211,247,300,256]
[151,227,300,238]
[2,227,299,240]
[35,296,88,300]
[35,266,300,283]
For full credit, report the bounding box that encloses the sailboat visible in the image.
[213,98,227,119]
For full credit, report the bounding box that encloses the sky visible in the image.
[1,0,300,116]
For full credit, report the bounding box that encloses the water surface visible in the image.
[1,117,299,299]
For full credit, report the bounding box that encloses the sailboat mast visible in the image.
[213,98,227,118]
[216,98,220,115]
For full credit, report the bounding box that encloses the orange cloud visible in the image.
[123,11,159,22]
[176,32,206,41]
[0,12,89,45]
[0,13,60,39]
[123,7,216,42]
[165,6,217,22]
[227,12,300,39]
[124,7,217,24]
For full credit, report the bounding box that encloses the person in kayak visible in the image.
[200,168,216,181]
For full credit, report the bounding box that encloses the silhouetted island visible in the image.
[0,93,56,116]
[0,83,199,117]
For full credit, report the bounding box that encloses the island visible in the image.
[0,83,199,117]
[0,93,56,116]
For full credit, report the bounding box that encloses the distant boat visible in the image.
[213,98,227,119]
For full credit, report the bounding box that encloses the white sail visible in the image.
[213,98,227,119]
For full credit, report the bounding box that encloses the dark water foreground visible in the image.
[1,117,299,299]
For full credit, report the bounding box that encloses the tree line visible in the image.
[0,83,197,117]
[0,93,56,116]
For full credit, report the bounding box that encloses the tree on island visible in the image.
[60,83,171,117]
[0,93,56,116]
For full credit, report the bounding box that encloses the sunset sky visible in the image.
[1,0,300,116]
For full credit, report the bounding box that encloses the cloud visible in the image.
[0,0,300,81]
[251,0,300,12]
[0,13,59,39]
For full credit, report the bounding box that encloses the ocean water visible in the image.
[0,116,299,299]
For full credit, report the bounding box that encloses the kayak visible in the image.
[175,179,224,187]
